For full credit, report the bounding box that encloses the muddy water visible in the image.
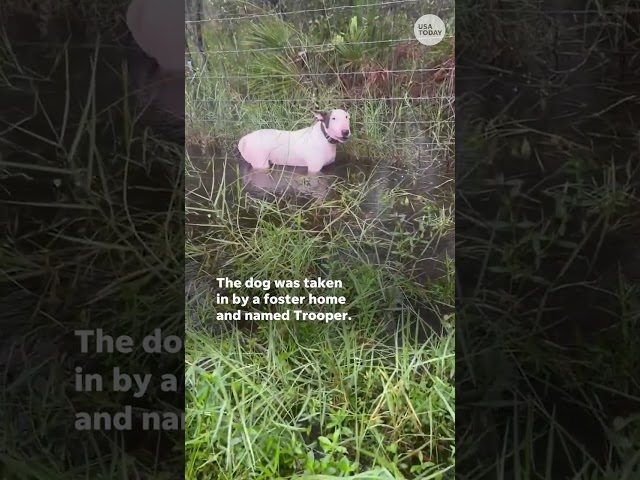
[186,144,454,336]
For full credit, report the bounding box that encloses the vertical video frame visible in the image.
[185,0,455,478]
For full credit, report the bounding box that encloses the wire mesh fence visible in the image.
[184,0,455,163]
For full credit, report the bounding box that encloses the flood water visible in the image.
[186,143,454,335]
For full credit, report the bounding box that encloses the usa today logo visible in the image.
[414,14,445,46]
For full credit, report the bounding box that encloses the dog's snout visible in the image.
[341,129,350,137]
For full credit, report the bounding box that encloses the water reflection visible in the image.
[187,145,452,206]
[242,167,333,199]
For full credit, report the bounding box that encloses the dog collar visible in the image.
[320,123,339,144]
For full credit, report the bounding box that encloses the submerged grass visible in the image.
[186,165,455,479]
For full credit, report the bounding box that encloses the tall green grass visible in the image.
[1,5,184,478]
[455,0,640,478]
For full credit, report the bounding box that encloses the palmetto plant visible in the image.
[242,19,308,99]
[332,14,396,72]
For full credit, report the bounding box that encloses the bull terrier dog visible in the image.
[238,110,351,173]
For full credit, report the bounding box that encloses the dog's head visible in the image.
[313,109,351,142]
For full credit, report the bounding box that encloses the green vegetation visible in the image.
[186,0,454,163]
[186,1,455,478]
[1,2,184,479]
[186,173,455,479]
[456,0,640,478]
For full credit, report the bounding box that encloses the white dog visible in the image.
[238,110,351,173]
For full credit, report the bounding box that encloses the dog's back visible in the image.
[238,127,311,169]
[238,118,340,172]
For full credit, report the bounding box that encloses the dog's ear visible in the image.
[312,111,327,122]
[313,110,332,128]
